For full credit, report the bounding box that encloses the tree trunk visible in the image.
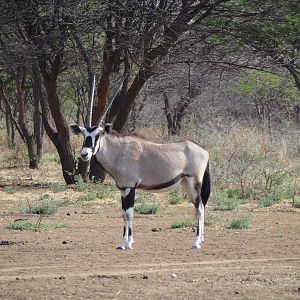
[15,73,39,169]
[39,59,76,184]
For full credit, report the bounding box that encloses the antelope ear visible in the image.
[69,124,85,135]
[104,123,113,134]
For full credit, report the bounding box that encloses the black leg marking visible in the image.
[121,188,135,211]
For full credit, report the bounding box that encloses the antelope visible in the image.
[70,77,211,249]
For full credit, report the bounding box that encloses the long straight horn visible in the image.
[86,76,96,128]
[96,74,128,127]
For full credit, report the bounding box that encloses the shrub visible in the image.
[171,219,193,229]
[96,185,114,199]
[292,198,300,208]
[19,194,57,215]
[134,201,159,214]
[3,187,17,194]
[168,189,184,205]
[6,221,65,231]
[48,183,66,193]
[259,192,282,207]
[211,191,240,211]
[226,215,251,229]
[204,215,221,226]
[77,192,97,202]
[73,177,89,192]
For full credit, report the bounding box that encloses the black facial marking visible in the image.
[94,134,99,145]
[83,136,92,148]
[86,126,97,133]
[121,189,135,211]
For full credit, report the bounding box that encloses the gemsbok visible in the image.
[70,77,211,249]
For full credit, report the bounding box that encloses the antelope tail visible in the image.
[201,161,211,207]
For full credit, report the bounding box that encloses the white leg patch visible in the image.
[117,207,134,250]
[192,202,205,249]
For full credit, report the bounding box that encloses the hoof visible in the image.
[116,241,133,250]
[192,240,202,249]
[192,245,201,250]
[116,246,126,250]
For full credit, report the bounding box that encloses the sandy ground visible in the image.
[0,185,300,299]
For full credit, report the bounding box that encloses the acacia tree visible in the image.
[197,0,300,91]
[0,0,229,183]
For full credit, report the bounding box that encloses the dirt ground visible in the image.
[0,181,300,299]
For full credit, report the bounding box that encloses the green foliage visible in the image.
[73,177,89,192]
[204,215,221,226]
[292,198,300,208]
[6,221,65,231]
[259,192,283,207]
[134,191,159,214]
[77,192,97,202]
[171,219,193,229]
[96,185,114,199]
[3,186,17,194]
[226,215,251,229]
[134,201,159,215]
[48,183,66,193]
[40,153,61,165]
[211,190,240,211]
[168,189,184,205]
[19,194,57,215]
[229,70,298,112]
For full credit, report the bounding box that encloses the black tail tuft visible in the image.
[201,161,211,207]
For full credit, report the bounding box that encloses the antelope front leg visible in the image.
[117,188,135,250]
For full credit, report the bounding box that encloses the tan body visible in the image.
[95,133,209,191]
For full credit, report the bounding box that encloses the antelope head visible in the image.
[70,75,126,161]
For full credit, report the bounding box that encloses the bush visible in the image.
[171,219,193,229]
[6,221,65,231]
[48,183,66,193]
[259,192,282,207]
[168,189,183,205]
[211,191,240,211]
[77,192,97,202]
[19,194,57,215]
[226,215,251,229]
[134,201,159,214]
[204,215,221,226]
[292,198,300,208]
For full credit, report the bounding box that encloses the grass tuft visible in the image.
[19,194,57,215]
[48,183,66,193]
[171,219,193,229]
[134,201,159,214]
[168,189,184,205]
[292,198,300,208]
[211,191,240,211]
[225,215,251,229]
[204,215,221,226]
[77,192,97,202]
[259,193,282,207]
[6,221,65,231]
[3,186,17,194]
